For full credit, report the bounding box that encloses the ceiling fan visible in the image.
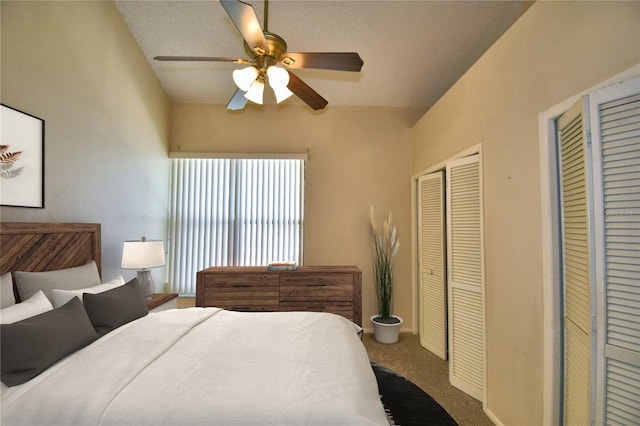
[154,0,363,111]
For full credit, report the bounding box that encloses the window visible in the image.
[167,156,305,295]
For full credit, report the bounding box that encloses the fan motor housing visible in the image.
[244,32,289,65]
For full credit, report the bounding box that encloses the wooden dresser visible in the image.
[196,266,362,326]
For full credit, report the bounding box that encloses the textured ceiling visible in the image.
[115,0,532,110]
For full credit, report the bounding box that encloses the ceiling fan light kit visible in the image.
[232,66,259,91]
[154,0,363,111]
[232,64,293,105]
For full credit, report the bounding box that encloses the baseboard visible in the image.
[484,406,504,426]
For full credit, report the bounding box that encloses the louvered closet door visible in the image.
[446,154,484,401]
[590,79,640,425]
[557,97,595,426]
[418,172,447,359]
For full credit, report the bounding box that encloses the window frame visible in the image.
[167,152,307,296]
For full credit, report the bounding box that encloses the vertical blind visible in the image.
[168,158,305,295]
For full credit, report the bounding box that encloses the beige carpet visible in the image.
[363,332,493,426]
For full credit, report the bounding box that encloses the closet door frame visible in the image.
[411,144,486,406]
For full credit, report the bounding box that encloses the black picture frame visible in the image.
[0,104,45,208]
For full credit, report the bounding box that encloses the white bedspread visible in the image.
[1,308,388,425]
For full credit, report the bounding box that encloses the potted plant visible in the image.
[369,205,402,344]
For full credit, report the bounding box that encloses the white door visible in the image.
[556,97,596,425]
[590,78,640,425]
[446,154,485,401]
[417,171,447,359]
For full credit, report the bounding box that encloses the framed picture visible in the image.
[0,104,45,208]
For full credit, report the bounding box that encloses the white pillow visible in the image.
[0,291,53,324]
[1,272,16,309]
[51,275,126,308]
[14,261,101,303]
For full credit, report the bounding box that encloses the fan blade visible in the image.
[220,0,268,55]
[154,56,251,64]
[227,88,249,111]
[287,71,328,110]
[281,52,363,72]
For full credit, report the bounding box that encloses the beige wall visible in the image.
[412,1,639,424]
[0,1,171,285]
[172,104,425,330]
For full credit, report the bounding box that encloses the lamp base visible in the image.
[136,270,155,300]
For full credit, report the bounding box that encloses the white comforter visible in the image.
[1,308,388,425]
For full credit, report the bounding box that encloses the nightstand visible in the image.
[147,293,178,312]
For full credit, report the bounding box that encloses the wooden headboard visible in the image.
[0,223,101,276]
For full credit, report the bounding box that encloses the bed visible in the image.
[0,222,389,425]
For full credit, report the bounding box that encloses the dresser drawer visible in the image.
[280,271,354,287]
[197,273,279,311]
[280,274,354,301]
[279,301,355,321]
[280,273,357,322]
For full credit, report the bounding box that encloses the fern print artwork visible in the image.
[0,104,44,208]
[1,145,24,179]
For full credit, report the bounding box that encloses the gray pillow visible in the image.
[14,261,101,303]
[83,278,148,337]
[1,297,99,387]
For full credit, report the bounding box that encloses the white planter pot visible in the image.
[370,315,403,344]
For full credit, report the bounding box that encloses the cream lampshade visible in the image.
[121,237,165,300]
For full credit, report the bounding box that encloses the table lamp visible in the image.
[121,237,165,300]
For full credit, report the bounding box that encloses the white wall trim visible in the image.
[484,407,505,426]
[538,64,640,426]
[538,96,575,426]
